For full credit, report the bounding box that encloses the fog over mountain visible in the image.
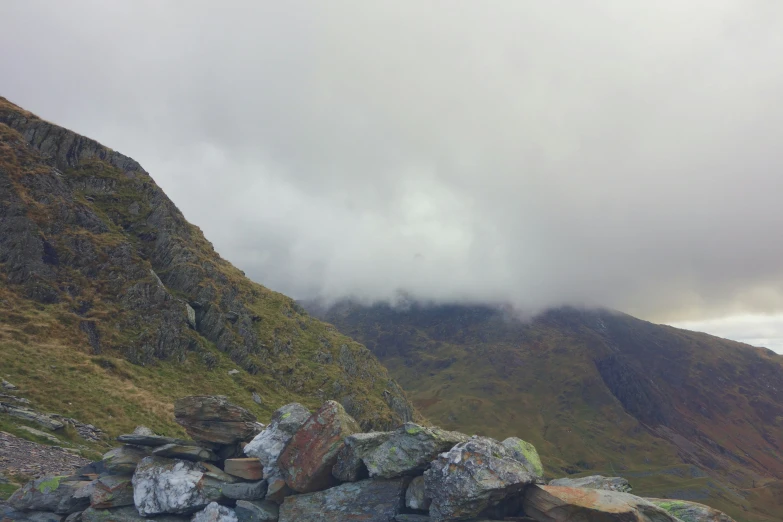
[3,1,783,349]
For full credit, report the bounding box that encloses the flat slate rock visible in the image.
[152,443,218,462]
[224,458,263,481]
[523,486,680,522]
[278,478,407,522]
[221,480,267,501]
[102,446,150,474]
[647,498,737,522]
[235,500,279,522]
[174,396,261,445]
[116,434,185,446]
[549,475,631,493]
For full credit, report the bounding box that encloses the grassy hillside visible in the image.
[0,97,416,440]
[310,301,783,522]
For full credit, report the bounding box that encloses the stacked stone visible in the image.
[5,395,737,522]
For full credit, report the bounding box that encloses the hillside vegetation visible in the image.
[309,301,783,522]
[0,97,416,440]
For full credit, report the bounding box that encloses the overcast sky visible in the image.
[3,1,783,352]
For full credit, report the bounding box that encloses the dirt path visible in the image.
[0,431,90,480]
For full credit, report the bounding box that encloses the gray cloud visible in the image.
[3,0,783,324]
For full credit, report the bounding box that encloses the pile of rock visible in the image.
[4,396,736,522]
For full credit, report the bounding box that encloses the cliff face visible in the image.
[308,301,783,521]
[0,97,415,433]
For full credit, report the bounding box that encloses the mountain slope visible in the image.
[0,97,415,438]
[308,300,783,522]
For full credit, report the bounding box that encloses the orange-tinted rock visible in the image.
[278,401,361,493]
[224,458,263,481]
[523,485,679,522]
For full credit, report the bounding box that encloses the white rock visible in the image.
[192,502,238,522]
[133,457,212,515]
[244,403,310,480]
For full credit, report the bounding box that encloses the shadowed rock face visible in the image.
[278,478,408,522]
[0,97,416,432]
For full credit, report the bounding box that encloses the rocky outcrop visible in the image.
[0,96,416,436]
[549,475,632,493]
[524,485,679,522]
[278,401,360,493]
[8,395,738,522]
[424,437,539,521]
[174,396,262,445]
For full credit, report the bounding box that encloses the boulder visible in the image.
[501,437,544,477]
[244,403,310,483]
[174,396,261,445]
[405,476,430,511]
[424,436,537,521]
[224,459,263,481]
[90,474,134,509]
[278,478,407,522]
[131,456,222,516]
[393,516,430,522]
[361,423,467,478]
[8,475,92,514]
[153,444,219,462]
[278,401,361,493]
[235,500,279,522]
[191,502,238,522]
[523,485,680,522]
[332,431,391,482]
[81,506,188,522]
[647,498,736,522]
[549,475,632,493]
[102,446,150,474]
[221,480,267,501]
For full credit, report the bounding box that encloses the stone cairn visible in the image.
[3,396,736,522]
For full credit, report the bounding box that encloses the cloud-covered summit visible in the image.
[3,1,783,324]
